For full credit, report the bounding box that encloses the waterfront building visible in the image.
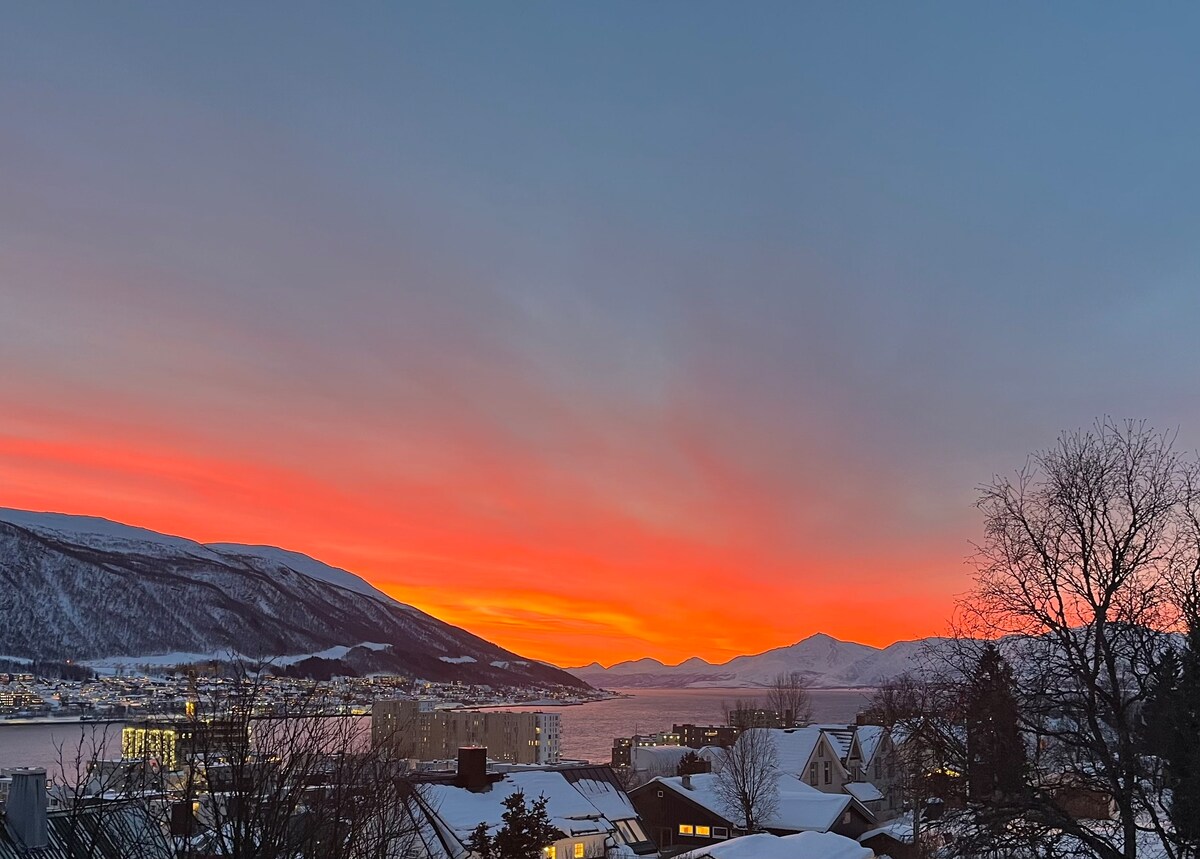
[372,700,561,764]
[121,718,248,771]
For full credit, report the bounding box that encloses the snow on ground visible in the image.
[82,643,393,674]
[205,543,391,600]
[439,656,477,664]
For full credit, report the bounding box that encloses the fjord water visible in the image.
[0,687,871,776]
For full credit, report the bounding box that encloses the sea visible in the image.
[0,687,871,778]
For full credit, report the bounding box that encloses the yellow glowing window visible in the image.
[544,848,556,858]
[679,825,694,835]
[574,844,584,858]
[696,826,711,837]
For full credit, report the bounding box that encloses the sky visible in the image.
[4,3,1200,668]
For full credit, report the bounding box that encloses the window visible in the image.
[713,827,729,840]
[808,763,818,785]
[824,760,832,784]
[679,825,694,836]
[695,826,711,837]
[656,790,663,797]
[544,848,556,859]
[574,844,584,858]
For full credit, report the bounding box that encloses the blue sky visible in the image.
[4,3,1200,662]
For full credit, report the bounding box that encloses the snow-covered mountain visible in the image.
[0,508,587,688]
[567,633,936,689]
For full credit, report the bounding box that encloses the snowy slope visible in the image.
[0,508,586,688]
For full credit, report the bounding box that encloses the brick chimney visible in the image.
[7,767,48,849]
[456,747,490,792]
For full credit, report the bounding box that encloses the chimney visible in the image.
[7,767,48,849]
[681,774,692,790]
[456,747,489,792]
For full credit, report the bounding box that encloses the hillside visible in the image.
[0,508,587,689]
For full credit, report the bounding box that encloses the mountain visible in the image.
[0,508,587,689]
[566,633,935,689]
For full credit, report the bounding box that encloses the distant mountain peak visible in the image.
[567,633,922,690]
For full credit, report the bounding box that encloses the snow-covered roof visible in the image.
[418,767,657,859]
[740,728,831,776]
[675,831,874,859]
[859,820,913,844]
[843,782,883,803]
[653,772,853,833]
[568,774,638,821]
[814,726,856,760]
[853,726,885,767]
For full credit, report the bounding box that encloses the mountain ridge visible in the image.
[0,507,586,688]
[566,632,938,689]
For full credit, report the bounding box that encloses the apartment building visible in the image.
[371,699,561,764]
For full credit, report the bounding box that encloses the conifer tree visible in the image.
[1164,627,1200,846]
[469,791,561,859]
[965,643,1026,803]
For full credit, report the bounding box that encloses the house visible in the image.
[410,749,656,858]
[629,771,875,856]
[747,728,851,794]
[843,727,901,819]
[674,830,874,859]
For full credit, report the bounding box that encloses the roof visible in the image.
[424,770,612,839]
[843,782,883,803]
[853,726,885,767]
[675,830,875,859]
[651,772,855,833]
[418,767,654,856]
[0,803,173,859]
[859,820,914,845]
[815,726,856,761]
[743,728,823,775]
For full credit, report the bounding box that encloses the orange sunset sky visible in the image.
[7,6,1200,669]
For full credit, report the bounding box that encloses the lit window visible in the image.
[574,844,584,858]
[679,825,694,835]
[695,826,711,837]
[544,848,556,858]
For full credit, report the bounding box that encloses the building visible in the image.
[630,772,876,855]
[408,749,656,858]
[673,724,740,750]
[121,718,248,771]
[610,729,684,767]
[372,699,561,764]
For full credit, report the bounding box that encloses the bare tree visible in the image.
[170,660,427,859]
[953,420,1200,859]
[712,728,779,833]
[765,671,812,728]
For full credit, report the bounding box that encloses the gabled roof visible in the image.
[647,772,858,833]
[814,725,856,761]
[742,728,848,779]
[850,726,885,768]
